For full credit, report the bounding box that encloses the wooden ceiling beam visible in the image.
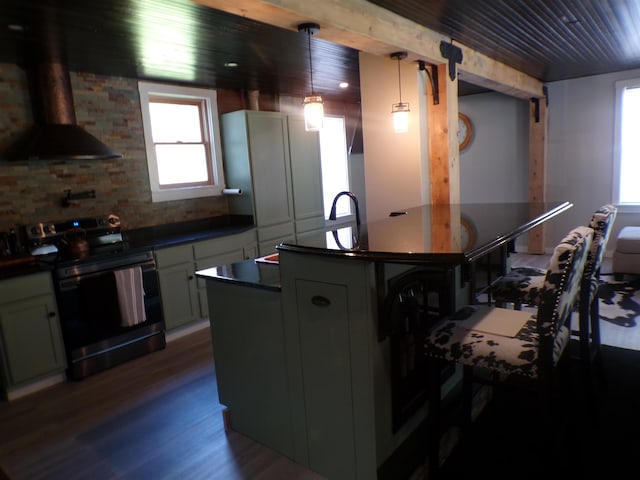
[193,0,545,99]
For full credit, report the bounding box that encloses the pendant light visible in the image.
[390,51,409,133]
[298,23,324,132]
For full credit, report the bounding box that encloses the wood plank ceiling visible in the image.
[0,0,362,103]
[370,0,640,83]
[1,0,640,102]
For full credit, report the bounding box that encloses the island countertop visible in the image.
[196,257,281,291]
[277,201,572,265]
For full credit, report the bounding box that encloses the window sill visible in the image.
[151,185,223,203]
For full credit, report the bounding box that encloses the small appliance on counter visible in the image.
[0,227,35,270]
[0,227,26,257]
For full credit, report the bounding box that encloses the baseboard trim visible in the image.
[4,372,66,401]
[165,319,209,342]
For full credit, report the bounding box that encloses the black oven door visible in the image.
[54,251,165,379]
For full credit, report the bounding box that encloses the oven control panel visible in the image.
[25,214,121,243]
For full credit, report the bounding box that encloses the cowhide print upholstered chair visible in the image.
[488,204,617,373]
[423,226,593,477]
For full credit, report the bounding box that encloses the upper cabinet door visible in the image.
[221,110,324,239]
[287,116,324,230]
[222,110,295,229]
[245,112,294,227]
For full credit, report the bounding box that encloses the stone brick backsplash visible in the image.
[0,63,230,233]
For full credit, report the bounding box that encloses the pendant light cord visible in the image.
[396,57,403,103]
[307,29,315,95]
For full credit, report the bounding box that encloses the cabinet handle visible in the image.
[188,275,195,280]
[48,311,56,318]
[311,295,331,307]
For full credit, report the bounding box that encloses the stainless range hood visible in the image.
[3,5,121,161]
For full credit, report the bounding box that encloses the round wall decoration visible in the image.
[458,112,473,151]
[460,216,477,251]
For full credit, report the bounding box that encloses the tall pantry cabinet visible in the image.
[221,110,325,255]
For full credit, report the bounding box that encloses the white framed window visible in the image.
[138,81,225,202]
[613,78,640,210]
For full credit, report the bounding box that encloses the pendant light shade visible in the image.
[392,102,410,133]
[303,95,324,131]
[390,52,409,133]
[298,23,324,132]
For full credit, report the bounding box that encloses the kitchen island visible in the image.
[196,201,572,480]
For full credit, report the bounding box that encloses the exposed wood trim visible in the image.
[427,63,459,205]
[528,98,547,254]
[193,0,545,99]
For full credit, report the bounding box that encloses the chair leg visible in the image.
[578,305,592,379]
[589,296,607,389]
[461,365,474,430]
[426,359,442,478]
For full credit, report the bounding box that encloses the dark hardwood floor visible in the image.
[0,327,324,480]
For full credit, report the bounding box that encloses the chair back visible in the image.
[584,204,617,282]
[537,226,593,340]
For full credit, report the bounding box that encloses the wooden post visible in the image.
[528,97,547,254]
[427,63,460,206]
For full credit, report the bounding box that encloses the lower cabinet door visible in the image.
[0,295,66,386]
[157,263,199,330]
[296,279,356,480]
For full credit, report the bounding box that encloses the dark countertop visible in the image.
[123,215,254,249]
[0,215,254,281]
[196,258,281,292]
[0,260,53,281]
[277,201,572,265]
[194,202,572,291]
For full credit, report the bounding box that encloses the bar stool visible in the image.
[489,204,617,374]
[424,226,593,477]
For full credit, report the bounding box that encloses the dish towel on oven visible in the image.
[114,266,146,327]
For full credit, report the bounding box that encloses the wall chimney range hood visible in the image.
[3,5,121,161]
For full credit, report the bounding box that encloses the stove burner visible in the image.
[25,214,122,256]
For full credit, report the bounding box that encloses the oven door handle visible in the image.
[57,259,156,290]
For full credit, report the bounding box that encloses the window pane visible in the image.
[619,87,640,203]
[319,116,351,218]
[149,102,203,143]
[155,144,209,185]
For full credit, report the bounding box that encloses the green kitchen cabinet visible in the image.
[194,229,257,318]
[205,280,293,458]
[200,250,458,479]
[0,272,67,393]
[221,110,325,255]
[279,253,456,480]
[155,244,200,331]
[156,229,257,331]
[279,252,378,480]
[294,279,359,479]
[286,115,326,235]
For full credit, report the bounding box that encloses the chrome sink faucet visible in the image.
[329,191,361,226]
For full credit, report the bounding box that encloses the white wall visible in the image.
[545,68,640,252]
[459,69,640,253]
[458,93,529,203]
[360,52,640,253]
[359,52,426,221]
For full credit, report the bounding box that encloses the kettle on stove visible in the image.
[59,228,90,260]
